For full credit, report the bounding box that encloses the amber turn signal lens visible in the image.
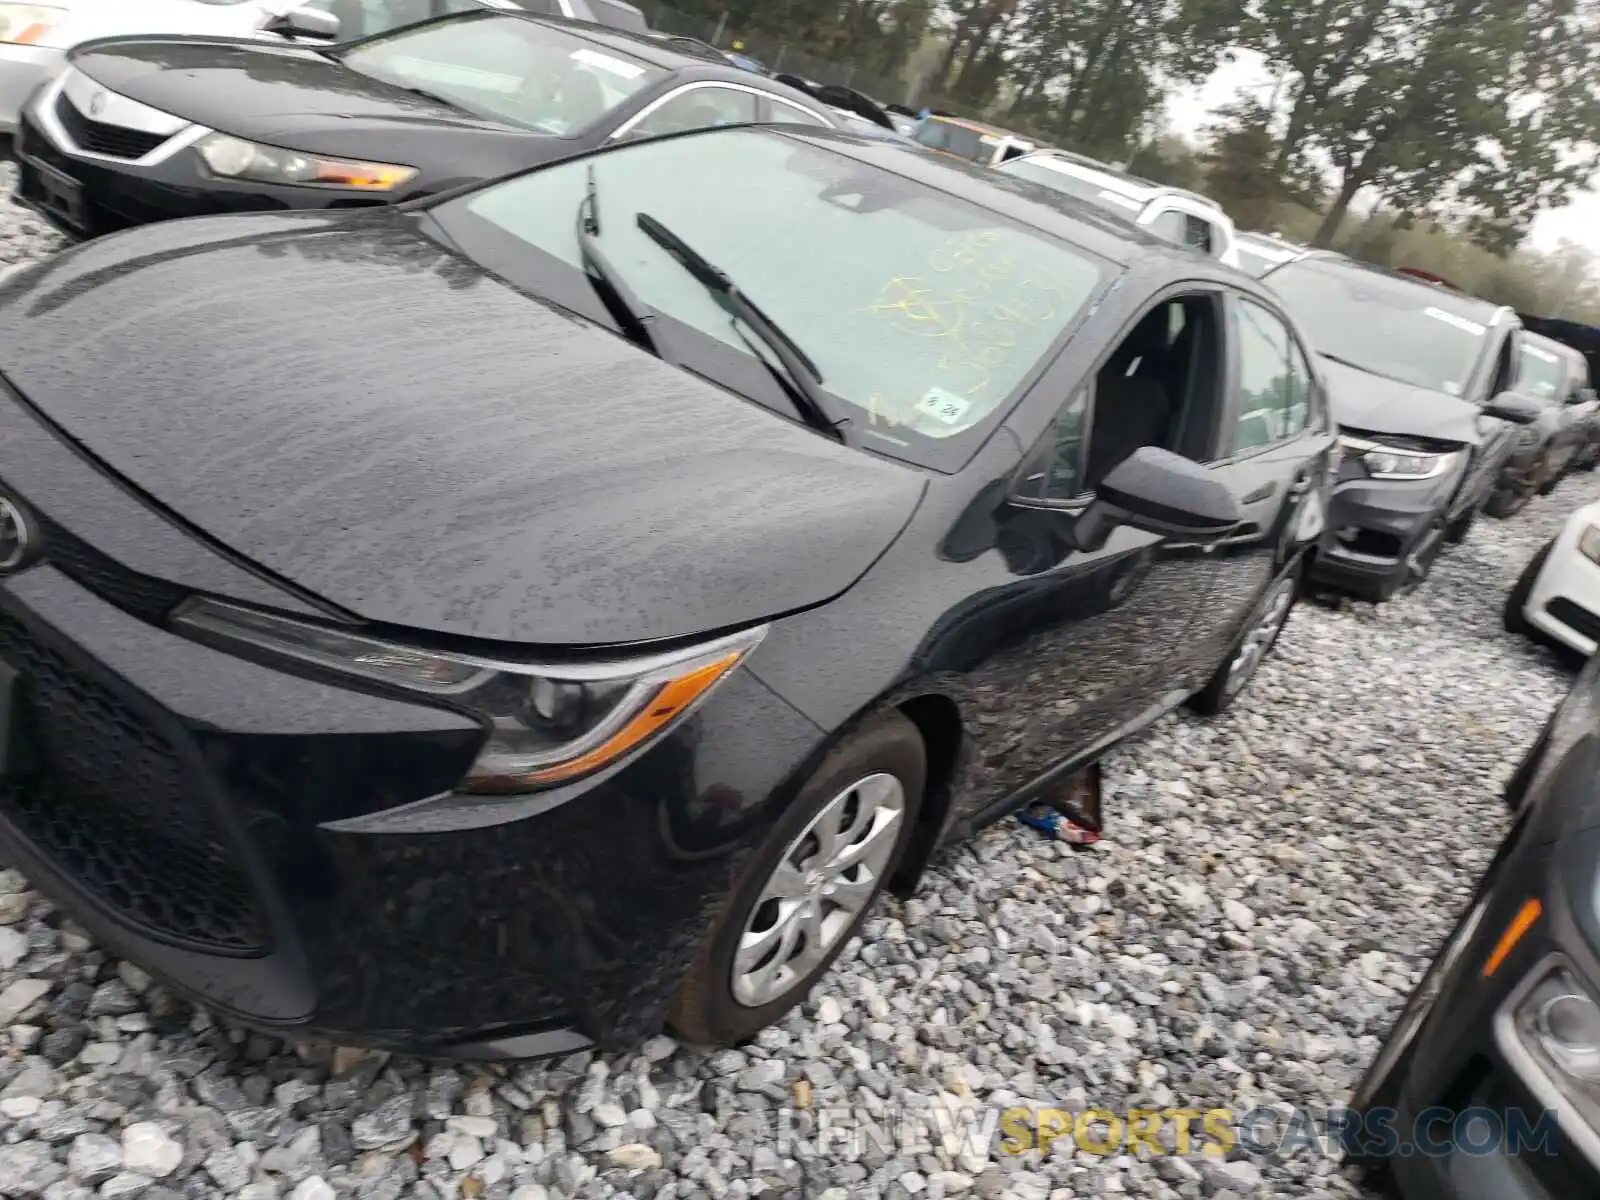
[513,651,744,786]
[1483,898,1542,978]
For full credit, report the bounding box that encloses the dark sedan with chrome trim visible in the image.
[0,125,1334,1056]
[1348,653,1600,1199]
[12,8,834,239]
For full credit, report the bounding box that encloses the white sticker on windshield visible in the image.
[1423,306,1487,337]
[1443,381,1461,395]
[570,48,645,79]
[916,388,971,426]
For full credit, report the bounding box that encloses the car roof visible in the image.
[742,126,1220,268]
[1004,152,1226,213]
[1274,250,1510,322]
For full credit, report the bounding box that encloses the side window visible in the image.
[1183,215,1215,255]
[1232,299,1312,451]
[1040,389,1091,501]
[1025,294,1223,499]
[623,87,760,139]
[762,97,830,127]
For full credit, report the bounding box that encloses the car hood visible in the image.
[69,38,547,161]
[0,213,926,647]
[1319,357,1482,445]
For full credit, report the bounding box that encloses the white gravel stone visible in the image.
[0,979,49,1025]
[119,1124,181,1178]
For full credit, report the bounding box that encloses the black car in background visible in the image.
[1262,251,1540,601]
[0,125,1335,1055]
[13,10,834,239]
[1349,652,1600,1198]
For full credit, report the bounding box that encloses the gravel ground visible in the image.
[0,171,1584,1200]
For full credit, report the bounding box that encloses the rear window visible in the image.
[336,13,663,133]
[914,120,987,163]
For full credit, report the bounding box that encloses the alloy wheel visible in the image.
[731,772,905,1007]
[1223,576,1296,697]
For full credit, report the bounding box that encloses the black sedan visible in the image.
[1262,252,1540,601]
[12,9,836,239]
[1348,654,1600,1198]
[0,125,1335,1056]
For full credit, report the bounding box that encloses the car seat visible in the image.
[1085,314,1175,487]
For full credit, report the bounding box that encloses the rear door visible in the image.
[1190,292,1336,669]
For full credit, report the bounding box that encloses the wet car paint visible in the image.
[0,128,1337,1053]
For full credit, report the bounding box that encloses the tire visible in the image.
[1484,485,1529,519]
[1443,508,1475,545]
[667,709,926,1045]
[1188,564,1299,716]
[1503,539,1552,636]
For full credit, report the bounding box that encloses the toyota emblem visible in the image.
[0,498,35,573]
[87,91,106,118]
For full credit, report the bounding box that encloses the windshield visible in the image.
[429,128,1109,468]
[336,14,663,134]
[996,159,1143,220]
[1515,343,1567,399]
[1264,258,1494,395]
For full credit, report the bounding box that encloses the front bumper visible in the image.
[0,436,818,1055]
[1310,465,1460,601]
[1525,521,1600,657]
[13,75,389,239]
[1363,738,1600,1198]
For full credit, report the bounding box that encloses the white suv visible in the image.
[997,150,1242,269]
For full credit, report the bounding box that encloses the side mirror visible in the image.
[263,7,340,40]
[1071,446,1242,551]
[1483,390,1544,425]
[1570,387,1599,407]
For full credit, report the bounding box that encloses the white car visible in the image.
[0,0,623,136]
[1235,230,1302,277]
[1506,501,1600,655]
[995,150,1244,269]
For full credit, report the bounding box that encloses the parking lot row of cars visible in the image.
[0,8,1599,1197]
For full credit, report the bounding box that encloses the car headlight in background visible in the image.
[1338,434,1465,481]
[195,133,417,191]
[0,4,64,46]
[1578,525,1600,566]
[171,598,766,794]
[1499,957,1600,1155]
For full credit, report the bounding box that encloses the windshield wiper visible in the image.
[634,212,847,442]
[576,165,663,359]
[1318,351,1398,382]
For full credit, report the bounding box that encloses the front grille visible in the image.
[53,93,168,160]
[40,518,188,626]
[0,610,268,954]
[1547,597,1600,646]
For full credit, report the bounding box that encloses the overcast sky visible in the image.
[1163,51,1600,255]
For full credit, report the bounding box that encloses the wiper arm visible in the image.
[576,165,663,359]
[1318,351,1389,379]
[634,211,847,442]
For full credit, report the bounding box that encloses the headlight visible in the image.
[194,133,417,192]
[1500,958,1600,1151]
[0,4,64,47]
[170,598,765,794]
[1338,434,1463,481]
[1579,525,1600,566]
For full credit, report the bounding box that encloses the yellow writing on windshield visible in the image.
[861,231,1068,428]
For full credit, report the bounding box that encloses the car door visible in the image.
[950,290,1230,817]
[1457,326,1523,519]
[1189,293,1335,669]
